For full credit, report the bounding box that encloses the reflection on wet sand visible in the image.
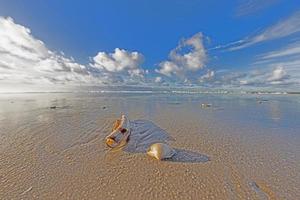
[269,101,281,122]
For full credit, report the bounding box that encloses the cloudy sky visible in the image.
[0,0,300,91]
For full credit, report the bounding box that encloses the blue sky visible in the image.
[0,0,300,91]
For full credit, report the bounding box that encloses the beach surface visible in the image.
[0,92,299,199]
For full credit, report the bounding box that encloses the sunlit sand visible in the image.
[0,92,299,199]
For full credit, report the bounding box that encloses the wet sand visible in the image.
[0,93,299,199]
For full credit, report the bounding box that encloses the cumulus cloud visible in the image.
[90,48,147,82]
[156,33,207,79]
[155,61,179,77]
[0,16,149,90]
[92,48,143,72]
[0,16,94,88]
[267,66,288,82]
[1,16,298,91]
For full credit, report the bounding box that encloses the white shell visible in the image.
[105,115,131,148]
[147,143,176,160]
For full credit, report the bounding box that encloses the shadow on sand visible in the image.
[122,120,210,163]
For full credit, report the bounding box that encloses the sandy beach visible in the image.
[0,92,299,199]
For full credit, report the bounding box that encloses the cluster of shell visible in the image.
[106,115,176,161]
[105,115,131,148]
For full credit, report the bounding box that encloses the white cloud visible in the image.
[250,41,300,87]
[0,16,93,88]
[267,66,288,82]
[0,16,149,91]
[209,40,245,51]
[236,0,279,16]
[202,70,215,79]
[220,66,295,88]
[239,80,249,85]
[233,11,300,50]
[199,70,215,82]
[90,48,146,83]
[204,63,298,89]
[259,41,300,59]
[214,11,300,51]
[267,61,300,87]
[154,76,162,83]
[155,61,179,77]
[1,16,298,91]
[92,48,144,73]
[156,33,207,79]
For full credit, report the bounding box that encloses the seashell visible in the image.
[201,103,212,108]
[147,143,176,160]
[105,138,116,147]
[105,115,131,148]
